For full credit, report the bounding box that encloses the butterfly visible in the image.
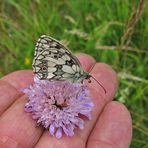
[32,35,106,93]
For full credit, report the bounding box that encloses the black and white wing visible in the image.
[32,35,90,83]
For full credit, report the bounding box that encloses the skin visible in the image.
[0,53,132,148]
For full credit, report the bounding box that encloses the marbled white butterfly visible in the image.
[32,35,106,93]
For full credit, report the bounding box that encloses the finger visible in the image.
[75,53,96,71]
[0,80,20,115]
[35,59,117,147]
[1,70,34,90]
[0,70,34,115]
[87,101,132,148]
[0,53,96,148]
[0,95,44,148]
[89,63,118,99]
[80,63,118,138]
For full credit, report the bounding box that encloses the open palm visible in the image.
[0,54,132,148]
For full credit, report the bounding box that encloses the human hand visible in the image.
[0,53,132,148]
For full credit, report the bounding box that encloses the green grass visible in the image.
[0,0,148,147]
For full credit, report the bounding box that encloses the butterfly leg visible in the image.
[81,80,84,84]
[88,79,91,83]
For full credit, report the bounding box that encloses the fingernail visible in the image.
[0,136,18,148]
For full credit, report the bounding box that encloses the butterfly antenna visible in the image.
[87,63,106,93]
[90,75,106,94]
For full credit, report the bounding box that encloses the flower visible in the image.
[23,76,94,139]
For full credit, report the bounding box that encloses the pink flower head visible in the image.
[23,76,94,139]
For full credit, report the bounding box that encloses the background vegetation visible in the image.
[0,0,148,147]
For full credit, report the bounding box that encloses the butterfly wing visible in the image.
[33,35,80,64]
[32,35,89,83]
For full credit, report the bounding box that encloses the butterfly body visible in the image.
[32,35,91,83]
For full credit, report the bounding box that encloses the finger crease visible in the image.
[88,138,119,148]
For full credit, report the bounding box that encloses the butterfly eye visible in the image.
[41,66,47,72]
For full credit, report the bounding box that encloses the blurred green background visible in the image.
[0,0,148,147]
